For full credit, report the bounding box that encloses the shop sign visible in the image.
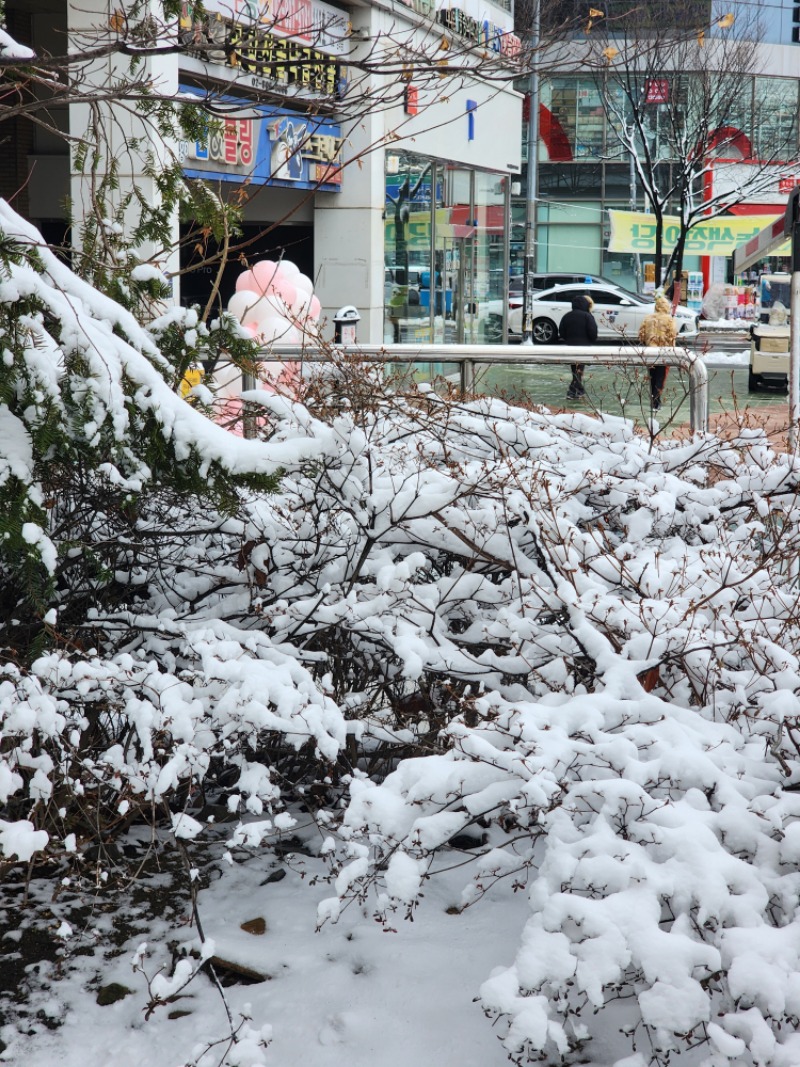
[404,85,419,115]
[179,0,349,56]
[179,6,343,97]
[179,93,342,191]
[644,79,669,104]
[227,24,342,96]
[607,209,790,256]
[710,161,800,205]
[436,6,521,57]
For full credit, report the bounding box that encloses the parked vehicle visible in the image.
[384,266,422,305]
[484,279,689,343]
[527,272,615,290]
[749,273,792,390]
[520,283,699,344]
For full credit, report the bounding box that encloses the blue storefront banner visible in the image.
[178,87,342,192]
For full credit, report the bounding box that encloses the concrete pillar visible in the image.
[67,0,181,299]
[313,7,387,344]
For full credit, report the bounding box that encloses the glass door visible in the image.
[433,234,474,344]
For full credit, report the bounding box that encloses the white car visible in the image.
[510,283,699,343]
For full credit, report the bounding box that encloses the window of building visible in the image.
[753,77,799,160]
[541,77,605,161]
[384,150,511,344]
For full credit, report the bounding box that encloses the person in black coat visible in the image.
[559,294,597,399]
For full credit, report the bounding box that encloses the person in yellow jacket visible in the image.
[638,294,678,410]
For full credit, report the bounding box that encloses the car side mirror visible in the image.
[619,299,631,306]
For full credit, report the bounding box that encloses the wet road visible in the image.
[421,327,789,431]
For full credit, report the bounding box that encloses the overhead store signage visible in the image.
[226,25,341,95]
[179,0,349,55]
[644,79,669,104]
[437,7,520,56]
[179,88,342,191]
[607,209,790,256]
[395,0,520,57]
[179,0,347,98]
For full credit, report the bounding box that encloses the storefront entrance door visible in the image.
[434,235,477,344]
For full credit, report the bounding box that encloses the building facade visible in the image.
[4,0,522,346]
[517,14,800,295]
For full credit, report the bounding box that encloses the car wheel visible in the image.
[532,318,558,345]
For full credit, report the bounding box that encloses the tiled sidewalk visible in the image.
[705,404,793,449]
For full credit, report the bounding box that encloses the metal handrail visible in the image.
[256,343,709,434]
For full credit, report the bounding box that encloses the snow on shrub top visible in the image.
[5,198,800,1065]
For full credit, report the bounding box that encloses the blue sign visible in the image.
[179,87,342,192]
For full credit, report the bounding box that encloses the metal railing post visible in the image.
[241,370,257,439]
[259,343,709,435]
[461,359,475,395]
[688,352,709,435]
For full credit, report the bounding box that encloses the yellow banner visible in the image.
[385,208,463,246]
[607,209,790,257]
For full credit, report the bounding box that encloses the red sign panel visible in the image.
[645,79,669,105]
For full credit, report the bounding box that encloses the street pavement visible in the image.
[464,324,793,439]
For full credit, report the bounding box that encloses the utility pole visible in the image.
[521,0,539,345]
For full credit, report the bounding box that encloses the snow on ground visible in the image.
[4,840,539,1067]
[703,349,748,367]
[700,319,752,330]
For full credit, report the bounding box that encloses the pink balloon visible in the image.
[267,276,298,309]
[308,295,322,322]
[235,270,258,293]
[252,260,279,293]
[274,260,300,280]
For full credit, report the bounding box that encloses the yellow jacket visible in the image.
[638,296,678,346]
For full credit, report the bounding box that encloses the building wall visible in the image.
[314,0,521,341]
[523,48,800,290]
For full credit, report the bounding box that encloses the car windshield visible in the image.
[612,284,648,303]
[534,286,644,304]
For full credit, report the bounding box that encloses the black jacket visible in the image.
[558,295,598,345]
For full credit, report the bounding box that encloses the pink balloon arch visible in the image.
[207,258,322,429]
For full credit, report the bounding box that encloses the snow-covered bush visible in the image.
[0,204,342,874]
[5,200,800,1065]
[234,386,800,1066]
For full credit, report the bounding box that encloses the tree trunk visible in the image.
[653,207,664,288]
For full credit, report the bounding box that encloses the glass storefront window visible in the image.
[385,151,433,342]
[541,77,606,162]
[703,74,751,158]
[473,170,507,341]
[538,162,602,199]
[384,151,511,345]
